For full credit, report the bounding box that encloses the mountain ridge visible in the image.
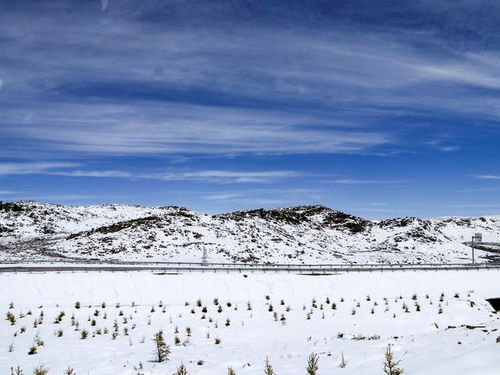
[1,201,499,263]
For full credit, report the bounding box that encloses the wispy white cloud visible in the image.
[156,170,304,183]
[100,0,109,12]
[447,203,500,209]
[326,179,405,185]
[202,188,322,209]
[54,170,133,178]
[474,174,500,180]
[204,188,319,200]
[0,162,80,175]
[0,162,305,184]
[5,12,500,158]
[1,101,391,157]
[460,187,500,192]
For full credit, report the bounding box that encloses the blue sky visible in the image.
[2,0,500,217]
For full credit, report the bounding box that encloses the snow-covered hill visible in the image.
[1,201,500,263]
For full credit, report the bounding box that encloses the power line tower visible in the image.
[201,247,208,266]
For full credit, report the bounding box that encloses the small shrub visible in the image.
[10,366,23,374]
[339,352,348,368]
[6,312,16,325]
[174,364,188,375]
[264,357,275,375]
[35,336,44,346]
[33,366,48,375]
[383,345,404,375]
[214,337,221,345]
[306,353,319,375]
[153,330,170,363]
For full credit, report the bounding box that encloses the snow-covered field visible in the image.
[1,270,499,374]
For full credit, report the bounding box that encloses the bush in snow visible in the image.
[306,353,319,375]
[6,311,16,325]
[32,366,48,375]
[227,367,236,375]
[264,357,276,375]
[339,352,348,368]
[174,364,188,375]
[10,366,23,375]
[153,330,170,362]
[383,345,404,375]
[28,346,37,355]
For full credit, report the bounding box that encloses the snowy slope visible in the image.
[1,270,499,374]
[1,201,500,263]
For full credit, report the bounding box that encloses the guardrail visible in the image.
[1,262,500,274]
[2,259,499,267]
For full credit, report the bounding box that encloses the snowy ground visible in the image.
[1,270,499,374]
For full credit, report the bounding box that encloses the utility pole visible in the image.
[471,235,475,265]
[201,247,208,266]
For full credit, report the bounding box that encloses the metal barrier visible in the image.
[1,262,499,274]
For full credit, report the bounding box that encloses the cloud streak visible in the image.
[0,162,80,175]
[0,162,306,184]
[326,179,406,185]
[474,175,500,180]
[4,4,500,159]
